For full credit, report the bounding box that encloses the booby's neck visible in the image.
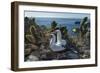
[56,30,62,45]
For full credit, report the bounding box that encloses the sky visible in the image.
[24,11,90,19]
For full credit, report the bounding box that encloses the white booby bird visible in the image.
[50,29,66,52]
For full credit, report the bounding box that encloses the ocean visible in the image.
[35,18,82,36]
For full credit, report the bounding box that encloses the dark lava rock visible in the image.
[65,51,80,59]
